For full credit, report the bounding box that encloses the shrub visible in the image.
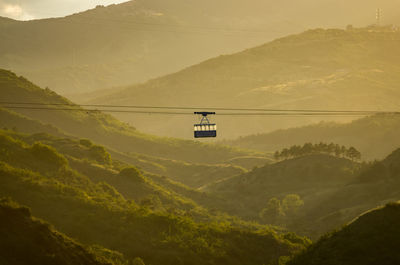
[119,167,145,183]
[30,142,68,169]
[79,139,93,147]
[89,145,111,165]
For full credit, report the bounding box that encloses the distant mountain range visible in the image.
[1,0,399,95]
[89,27,400,140]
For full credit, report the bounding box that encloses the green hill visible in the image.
[90,27,400,140]
[288,202,400,265]
[0,129,308,265]
[0,105,249,189]
[226,114,400,160]
[2,1,396,94]
[290,147,400,238]
[203,154,359,221]
[0,68,259,165]
[0,198,128,265]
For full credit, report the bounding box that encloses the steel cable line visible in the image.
[1,105,397,117]
[0,101,395,114]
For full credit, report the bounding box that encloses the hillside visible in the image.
[0,129,308,265]
[2,1,397,94]
[203,154,360,221]
[290,147,400,238]
[227,113,400,160]
[90,27,400,140]
[288,202,400,265]
[0,198,127,265]
[0,68,261,165]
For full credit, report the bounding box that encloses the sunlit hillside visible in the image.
[90,27,400,139]
[0,69,261,165]
[1,0,399,95]
[226,113,400,160]
[1,1,400,263]
[0,129,308,265]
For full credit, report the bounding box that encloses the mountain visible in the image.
[226,113,400,160]
[0,129,308,265]
[289,147,400,238]
[89,27,400,139]
[203,147,400,239]
[203,154,360,221]
[287,202,400,265]
[0,198,128,265]
[2,0,398,95]
[0,68,262,165]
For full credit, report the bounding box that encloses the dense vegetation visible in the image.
[0,129,308,265]
[0,198,128,265]
[203,154,360,223]
[274,143,361,161]
[285,147,400,238]
[227,113,400,160]
[288,202,400,265]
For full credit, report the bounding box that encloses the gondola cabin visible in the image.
[194,123,217,138]
[194,112,217,138]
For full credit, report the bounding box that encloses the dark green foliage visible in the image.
[90,145,112,165]
[205,154,359,221]
[119,167,144,183]
[288,203,400,265]
[274,143,361,161]
[30,142,68,169]
[132,257,145,265]
[259,197,285,225]
[292,148,400,238]
[80,139,93,147]
[0,198,126,265]
[0,130,307,265]
[228,114,400,160]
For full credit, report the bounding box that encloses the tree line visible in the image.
[274,142,361,161]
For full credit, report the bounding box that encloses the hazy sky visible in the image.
[0,0,129,20]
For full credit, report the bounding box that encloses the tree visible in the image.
[281,148,290,160]
[341,146,347,158]
[274,151,280,161]
[119,167,145,183]
[132,257,145,265]
[259,197,284,225]
[334,144,342,157]
[282,194,304,217]
[79,138,92,147]
[346,146,361,161]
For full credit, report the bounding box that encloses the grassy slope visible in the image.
[226,114,400,160]
[0,130,308,265]
[288,202,400,265]
[203,154,359,220]
[0,199,127,265]
[291,148,400,238]
[0,106,251,188]
[0,68,257,165]
[90,27,400,139]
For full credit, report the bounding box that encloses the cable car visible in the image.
[194,112,217,138]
